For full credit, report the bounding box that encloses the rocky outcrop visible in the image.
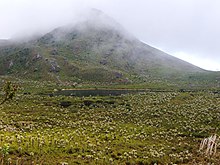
[49,59,60,72]
[32,53,42,61]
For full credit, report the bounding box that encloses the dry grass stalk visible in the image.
[199,134,219,156]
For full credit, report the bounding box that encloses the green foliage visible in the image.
[0,144,10,157]
[0,91,219,164]
[0,81,18,105]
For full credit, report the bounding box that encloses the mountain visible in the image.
[0,9,219,87]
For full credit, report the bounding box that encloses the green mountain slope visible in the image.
[0,9,219,88]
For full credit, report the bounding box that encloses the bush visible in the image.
[0,81,18,105]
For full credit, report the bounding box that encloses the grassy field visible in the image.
[0,88,220,164]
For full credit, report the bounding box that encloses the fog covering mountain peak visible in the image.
[38,8,135,43]
[0,8,217,87]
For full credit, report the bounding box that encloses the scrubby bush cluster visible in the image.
[0,81,18,105]
[0,91,219,164]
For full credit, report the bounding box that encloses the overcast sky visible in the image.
[0,0,220,71]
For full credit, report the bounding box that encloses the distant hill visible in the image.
[0,9,219,88]
[0,39,12,46]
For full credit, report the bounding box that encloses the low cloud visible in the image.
[0,0,219,70]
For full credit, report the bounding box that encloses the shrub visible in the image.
[0,81,18,105]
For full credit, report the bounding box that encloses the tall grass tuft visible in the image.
[199,134,219,156]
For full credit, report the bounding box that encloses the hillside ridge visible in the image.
[0,9,219,88]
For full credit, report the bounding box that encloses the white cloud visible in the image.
[0,0,220,71]
[173,52,220,71]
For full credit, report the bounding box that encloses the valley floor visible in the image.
[0,91,220,164]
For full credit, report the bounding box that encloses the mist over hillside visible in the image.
[0,9,219,88]
[1,4,220,165]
